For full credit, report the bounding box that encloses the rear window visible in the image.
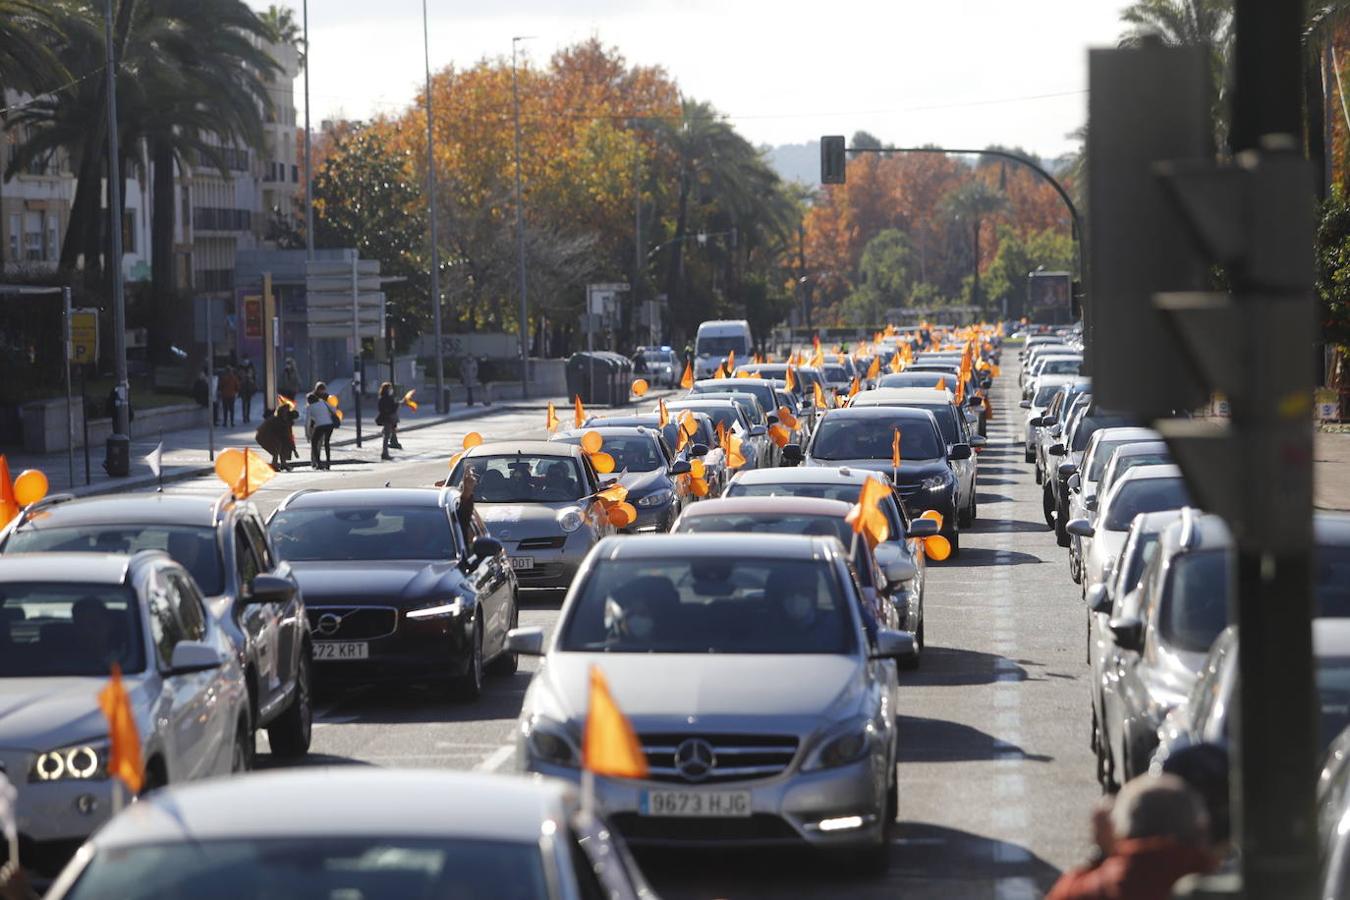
[1104,478,1190,531]
[554,434,663,472]
[0,584,145,677]
[5,525,224,596]
[724,481,904,540]
[812,414,943,461]
[270,507,455,562]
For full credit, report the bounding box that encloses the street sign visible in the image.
[69,308,98,364]
[304,256,385,339]
[242,295,263,339]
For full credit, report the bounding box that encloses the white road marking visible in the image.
[475,743,516,773]
[995,877,1039,900]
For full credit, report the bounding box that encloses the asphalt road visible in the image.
[146,375,1098,899]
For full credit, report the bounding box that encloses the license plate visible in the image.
[640,790,751,818]
[509,557,535,571]
[312,641,368,660]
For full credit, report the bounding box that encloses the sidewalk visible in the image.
[1317,431,1350,512]
[2,390,670,499]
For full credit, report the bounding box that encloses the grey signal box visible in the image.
[821,136,847,185]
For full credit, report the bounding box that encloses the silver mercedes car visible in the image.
[509,534,913,871]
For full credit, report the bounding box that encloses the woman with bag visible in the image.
[376,382,400,461]
[305,383,336,470]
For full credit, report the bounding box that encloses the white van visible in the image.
[693,320,752,378]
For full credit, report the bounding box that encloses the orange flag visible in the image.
[935,378,947,392]
[574,395,586,429]
[582,666,649,779]
[889,351,902,374]
[596,483,629,506]
[402,389,419,412]
[813,382,826,409]
[214,448,276,500]
[713,363,727,379]
[784,367,797,393]
[658,398,670,428]
[98,664,144,794]
[276,394,297,413]
[680,361,694,389]
[848,377,860,399]
[867,357,880,379]
[768,424,790,448]
[845,477,891,548]
[546,402,560,433]
[892,428,902,471]
[777,405,800,430]
[0,455,18,529]
[726,349,735,373]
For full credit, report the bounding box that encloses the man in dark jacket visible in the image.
[1048,774,1216,900]
[256,405,299,471]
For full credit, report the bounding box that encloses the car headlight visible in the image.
[30,741,107,783]
[803,717,878,771]
[556,507,585,533]
[636,489,674,508]
[524,717,580,769]
[406,598,464,620]
[921,473,951,491]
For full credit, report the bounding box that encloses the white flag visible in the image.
[145,442,163,479]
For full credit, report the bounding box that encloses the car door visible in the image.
[242,513,299,707]
[166,568,237,776]
[146,568,214,782]
[950,407,975,505]
[232,519,283,714]
[461,505,511,657]
[1108,558,1161,778]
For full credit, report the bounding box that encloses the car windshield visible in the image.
[669,405,740,435]
[1159,550,1230,653]
[0,584,145,677]
[452,455,586,502]
[1087,439,1139,483]
[812,415,943,461]
[559,557,856,654]
[724,482,904,539]
[5,525,224,596]
[60,836,549,900]
[1106,453,1172,491]
[556,435,663,472]
[1040,359,1082,375]
[673,514,871,586]
[1103,478,1190,531]
[270,507,455,562]
[1119,533,1162,598]
[697,335,748,356]
[1072,416,1133,452]
[821,365,849,382]
[1033,383,1062,405]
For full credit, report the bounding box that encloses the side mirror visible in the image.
[168,640,224,675]
[1028,416,1045,428]
[781,444,804,465]
[1067,473,1082,492]
[689,443,710,458]
[1066,517,1095,539]
[1058,462,1078,479]
[1085,496,1098,513]
[1087,584,1112,616]
[907,518,939,538]
[1048,443,1067,457]
[669,459,692,476]
[1109,617,1145,653]
[506,626,546,656]
[968,396,983,408]
[969,435,987,449]
[870,628,918,664]
[766,413,779,425]
[244,573,296,605]
[948,444,973,462]
[471,535,504,561]
[884,558,918,587]
[749,424,767,438]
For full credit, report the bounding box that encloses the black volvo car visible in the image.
[266,488,518,700]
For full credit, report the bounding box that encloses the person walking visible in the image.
[218,366,239,427]
[239,359,257,423]
[256,404,299,471]
[376,382,400,461]
[192,365,210,409]
[305,383,336,470]
[279,358,301,402]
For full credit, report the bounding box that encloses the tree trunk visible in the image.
[971,219,981,309]
[1308,41,1330,202]
[664,164,690,338]
[150,138,176,363]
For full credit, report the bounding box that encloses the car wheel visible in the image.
[916,615,925,650]
[1035,463,1043,485]
[486,599,520,676]
[944,526,960,557]
[454,614,485,701]
[1070,547,1082,584]
[1055,509,1071,547]
[957,493,974,529]
[232,721,253,773]
[267,653,313,759]
[1042,484,1056,528]
[1025,446,1035,463]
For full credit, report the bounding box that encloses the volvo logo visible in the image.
[674,738,716,783]
[316,613,344,637]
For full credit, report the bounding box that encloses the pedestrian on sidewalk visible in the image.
[279,358,301,402]
[376,382,400,461]
[218,366,239,427]
[461,355,479,407]
[239,359,257,423]
[305,382,336,470]
[192,366,210,409]
[256,405,299,471]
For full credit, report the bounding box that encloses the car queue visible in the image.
[0,322,1004,895]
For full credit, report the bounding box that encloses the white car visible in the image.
[0,551,250,880]
[1064,427,1161,585]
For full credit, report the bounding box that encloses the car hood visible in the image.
[287,560,466,604]
[804,456,949,485]
[475,501,584,541]
[616,469,671,497]
[0,676,153,752]
[534,652,865,734]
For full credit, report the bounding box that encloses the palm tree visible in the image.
[942,179,1008,310]
[260,4,304,69]
[0,0,69,95]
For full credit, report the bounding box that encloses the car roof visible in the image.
[1090,427,1162,445]
[1126,508,1186,537]
[0,552,136,584]
[592,533,836,562]
[13,494,224,529]
[695,379,774,391]
[818,406,939,422]
[1115,463,1183,484]
[667,398,740,410]
[1111,440,1170,458]
[90,770,573,847]
[279,487,455,510]
[850,387,955,407]
[1315,619,1350,657]
[465,440,582,458]
[1163,509,1350,558]
[552,426,656,441]
[730,466,887,486]
[676,496,853,518]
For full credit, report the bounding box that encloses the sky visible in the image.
[247,0,1129,160]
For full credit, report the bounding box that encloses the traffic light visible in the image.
[820,136,846,185]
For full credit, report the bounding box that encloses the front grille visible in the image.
[1,835,85,879]
[516,536,566,551]
[610,813,800,843]
[307,606,397,640]
[640,733,798,784]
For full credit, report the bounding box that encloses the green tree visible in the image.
[1119,0,1232,148]
[983,225,1076,319]
[0,0,68,95]
[1317,187,1350,349]
[260,4,304,68]
[841,229,914,326]
[942,179,1008,310]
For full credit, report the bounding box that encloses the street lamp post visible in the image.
[511,36,533,398]
[103,0,130,476]
[302,0,314,262]
[423,0,445,413]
